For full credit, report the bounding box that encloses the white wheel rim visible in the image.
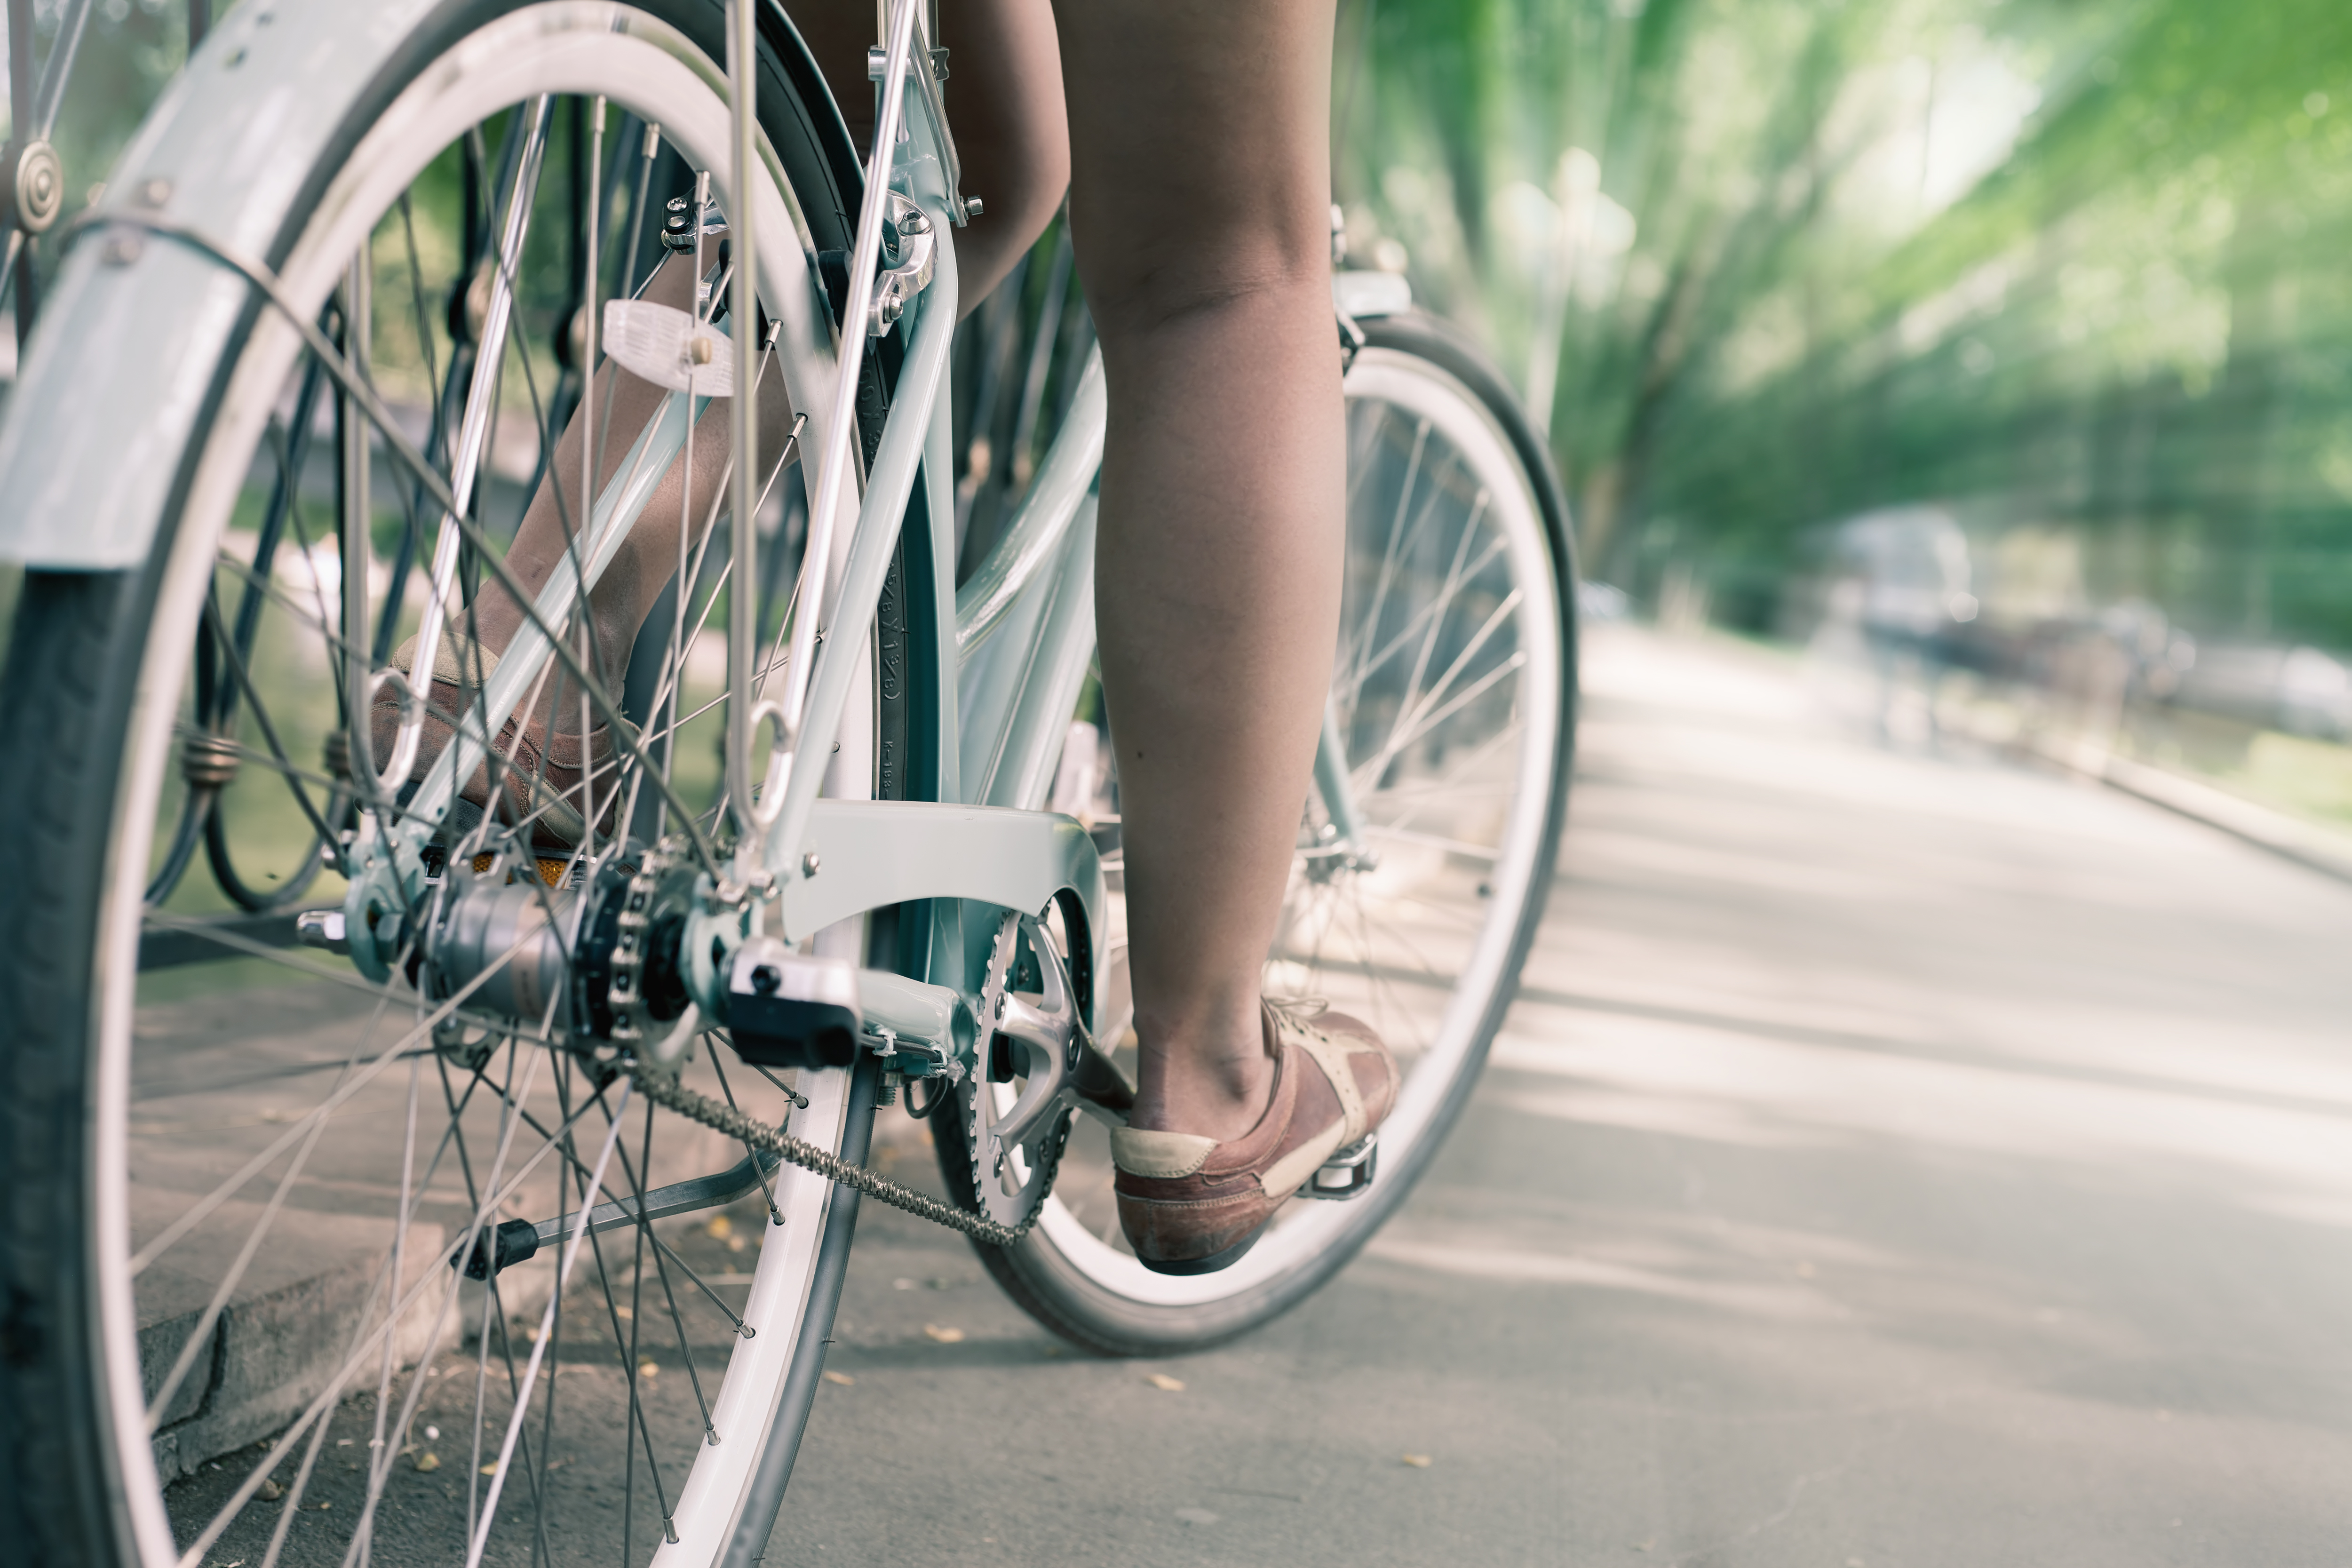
[90,10,865,1565]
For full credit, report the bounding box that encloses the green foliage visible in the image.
[1343,0,2352,646]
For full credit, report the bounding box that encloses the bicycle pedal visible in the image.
[1297,1134,1377,1201]
[723,938,861,1068]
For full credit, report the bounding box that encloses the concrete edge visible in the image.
[2009,730,2352,887]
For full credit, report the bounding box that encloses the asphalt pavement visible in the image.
[778,624,2352,1566]
[150,623,2352,1565]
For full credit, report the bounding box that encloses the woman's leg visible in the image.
[472,0,1070,726]
[794,0,1068,314]
[460,249,789,729]
[1052,0,1345,1140]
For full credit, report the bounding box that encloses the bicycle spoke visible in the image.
[1331,529,1510,709]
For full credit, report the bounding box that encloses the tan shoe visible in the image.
[1108,1002,1399,1275]
[368,633,628,852]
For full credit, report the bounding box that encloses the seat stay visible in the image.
[752,71,1111,961]
[753,182,959,885]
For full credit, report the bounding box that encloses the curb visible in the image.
[2007,730,2352,887]
[135,1190,555,1482]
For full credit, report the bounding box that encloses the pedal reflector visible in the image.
[1299,1134,1377,1201]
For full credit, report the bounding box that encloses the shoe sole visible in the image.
[1134,1223,1267,1277]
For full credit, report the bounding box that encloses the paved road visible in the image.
[152,624,2352,1564]
[775,624,2352,1566]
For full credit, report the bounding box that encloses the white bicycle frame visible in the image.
[322,0,1122,1026]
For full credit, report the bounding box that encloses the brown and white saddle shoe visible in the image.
[1108,1002,1400,1276]
[368,632,629,854]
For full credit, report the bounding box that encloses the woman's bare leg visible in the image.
[795,0,1067,314]
[473,0,1068,720]
[461,248,791,729]
[1054,0,1345,1140]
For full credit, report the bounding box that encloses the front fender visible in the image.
[0,0,446,568]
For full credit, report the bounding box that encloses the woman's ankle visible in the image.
[1128,1040,1275,1142]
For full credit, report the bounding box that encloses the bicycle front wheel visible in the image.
[0,4,895,1566]
[956,310,1579,1353]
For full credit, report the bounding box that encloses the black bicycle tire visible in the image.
[0,5,890,1562]
[938,308,1582,1356]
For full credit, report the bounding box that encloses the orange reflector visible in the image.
[463,851,570,887]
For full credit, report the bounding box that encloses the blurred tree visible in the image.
[1341,0,2352,647]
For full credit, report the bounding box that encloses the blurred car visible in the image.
[2166,642,2352,740]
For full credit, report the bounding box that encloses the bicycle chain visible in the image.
[624,1057,1065,1249]
[602,839,678,1045]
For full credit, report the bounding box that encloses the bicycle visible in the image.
[0,1,1578,1563]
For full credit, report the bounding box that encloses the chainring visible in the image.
[958,911,1076,1229]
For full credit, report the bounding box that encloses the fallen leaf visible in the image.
[1146,1373,1185,1392]
[638,1360,660,1377]
[923,1324,965,1344]
[414,1452,440,1473]
[707,1216,733,1240]
[336,1438,353,1447]
[257,1479,285,1501]
[822,1371,855,1386]
[479,1462,499,1477]
[1401,1453,1432,1468]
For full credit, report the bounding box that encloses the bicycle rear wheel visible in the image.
[0,4,900,1565]
[947,309,1579,1353]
